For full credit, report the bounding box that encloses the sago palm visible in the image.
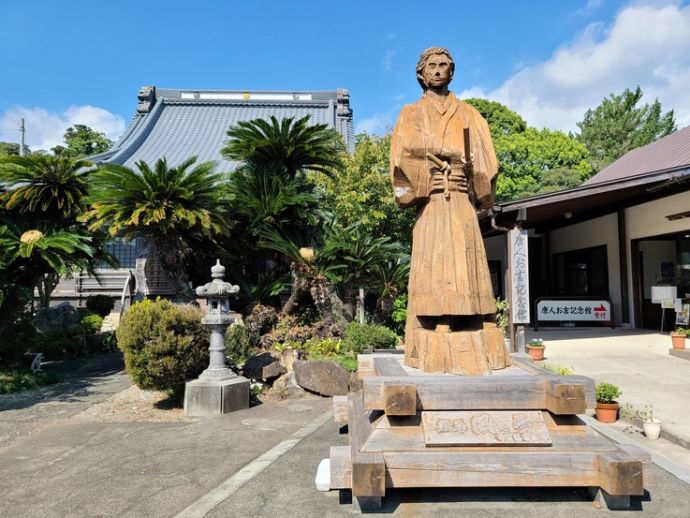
[82,157,226,300]
[222,115,345,179]
[0,154,91,218]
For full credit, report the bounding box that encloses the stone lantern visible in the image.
[183,260,249,416]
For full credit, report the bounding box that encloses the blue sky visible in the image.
[1,0,689,150]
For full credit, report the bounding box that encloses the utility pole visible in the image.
[19,118,26,156]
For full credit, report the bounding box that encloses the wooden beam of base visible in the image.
[330,445,352,489]
[384,383,417,416]
[383,451,600,488]
[333,395,348,424]
[363,375,590,415]
[597,448,645,496]
[352,451,386,497]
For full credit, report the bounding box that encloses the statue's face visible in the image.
[422,53,452,89]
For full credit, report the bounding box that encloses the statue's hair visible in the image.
[416,47,455,90]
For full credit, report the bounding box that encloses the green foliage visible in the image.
[595,382,622,404]
[673,327,688,336]
[306,336,343,356]
[576,86,676,170]
[0,141,30,157]
[342,322,398,354]
[222,115,345,179]
[0,315,37,365]
[70,313,104,335]
[313,132,414,246]
[224,324,259,365]
[542,363,575,376]
[116,299,209,396]
[495,297,510,337]
[390,294,408,335]
[496,127,593,201]
[0,154,91,217]
[52,124,112,159]
[33,330,78,360]
[464,98,593,201]
[84,157,225,300]
[464,98,527,137]
[527,338,544,347]
[86,295,115,317]
[0,368,59,394]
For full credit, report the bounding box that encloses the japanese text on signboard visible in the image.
[510,229,530,324]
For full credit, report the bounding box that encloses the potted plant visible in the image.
[526,338,545,361]
[595,382,622,423]
[638,405,661,440]
[671,327,687,350]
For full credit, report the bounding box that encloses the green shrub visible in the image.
[0,315,37,366]
[495,297,510,337]
[595,382,622,404]
[0,368,59,394]
[225,323,259,366]
[69,313,104,335]
[34,330,79,360]
[117,299,209,397]
[86,295,115,317]
[342,322,398,354]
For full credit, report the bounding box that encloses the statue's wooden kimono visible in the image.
[391,47,510,374]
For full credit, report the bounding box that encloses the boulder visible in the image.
[293,360,349,396]
[242,352,286,381]
[33,302,80,333]
[263,372,309,400]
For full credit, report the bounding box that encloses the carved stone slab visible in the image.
[421,411,551,446]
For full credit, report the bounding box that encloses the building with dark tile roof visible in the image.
[53,86,354,306]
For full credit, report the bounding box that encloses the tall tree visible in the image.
[52,124,112,158]
[313,132,415,247]
[465,99,593,201]
[83,157,225,300]
[576,86,676,170]
[222,115,344,178]
[0,154,109,308]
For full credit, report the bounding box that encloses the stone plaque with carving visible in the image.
[421,411,551,446]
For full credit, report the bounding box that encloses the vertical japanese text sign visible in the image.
[510,228,530,324]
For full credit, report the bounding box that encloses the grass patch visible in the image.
[0,368,59,394]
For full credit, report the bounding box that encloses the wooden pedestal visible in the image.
[328,354,649,512]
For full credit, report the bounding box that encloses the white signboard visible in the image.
[651,286,677,304]
[510,228,530,324]
[536,300,612,322]
[676,304,690,326]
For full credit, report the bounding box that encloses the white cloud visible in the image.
[457,2,690,132]
[0,105,125,152]
[383,49,398,73]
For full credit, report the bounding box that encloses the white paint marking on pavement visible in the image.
[174,409,333,518]
[583,415,690,484]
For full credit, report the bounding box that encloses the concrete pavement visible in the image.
[2,344,690,517]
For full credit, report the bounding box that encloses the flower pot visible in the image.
[595,401,619,423]
[671,334,686,350]
[527,345,544,361]
[642,419,661,440]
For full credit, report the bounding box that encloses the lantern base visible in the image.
[183,376,250,417]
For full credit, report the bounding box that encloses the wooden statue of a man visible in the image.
[391,47,511,375]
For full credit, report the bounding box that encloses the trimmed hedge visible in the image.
[117,299,209,396]
[342,322,398,354]
[86,295,115,318]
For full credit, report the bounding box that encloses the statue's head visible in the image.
[416,47,455,91]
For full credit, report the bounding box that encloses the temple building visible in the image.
[52,86,354,303]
